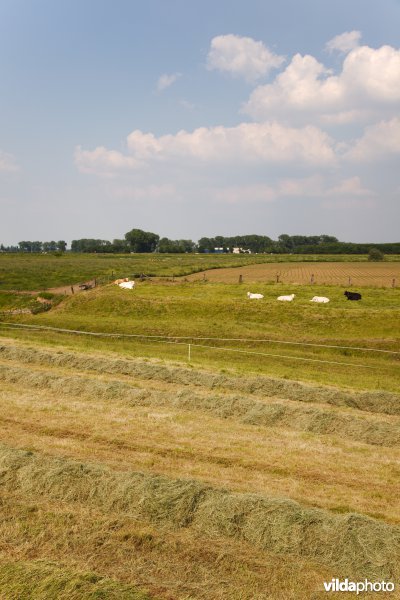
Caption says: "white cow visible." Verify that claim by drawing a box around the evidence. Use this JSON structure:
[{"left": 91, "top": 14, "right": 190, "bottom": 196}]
[
  {"left": 247, "top": 292, "right": 264, "bottom": 299},
  {"left": 119, "top": 280, "right": 135, "bottom": 290},
  {"left": 310, "top": 296, "right": 330, "bottom": 303},
  {"left": 277, "top": 294, "right": 295, "bottom": 302}
]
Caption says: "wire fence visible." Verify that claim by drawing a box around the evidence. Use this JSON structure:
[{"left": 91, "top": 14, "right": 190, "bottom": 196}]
[{"left": 0, "top": 321, "right": 398, "bottom": 372}]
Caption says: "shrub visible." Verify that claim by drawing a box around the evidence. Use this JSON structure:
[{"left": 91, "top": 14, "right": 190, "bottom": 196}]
[{"left": 368, "top": 248, "right": 384, "bottom": 261}]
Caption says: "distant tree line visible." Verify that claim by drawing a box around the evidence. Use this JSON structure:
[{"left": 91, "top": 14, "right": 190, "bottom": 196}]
[
  {"left": 0, "top": 240, "right": 67, "bottom": 253},
  {"left": 1, "top": 230, "right": 400, "bottom": 255}
]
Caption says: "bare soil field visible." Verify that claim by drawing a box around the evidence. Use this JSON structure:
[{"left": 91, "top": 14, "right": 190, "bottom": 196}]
[{"left": 186, "top": 261, "right": 400, "bottom": 287}]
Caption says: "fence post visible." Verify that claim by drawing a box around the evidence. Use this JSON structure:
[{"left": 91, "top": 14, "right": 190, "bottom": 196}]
[
  {"left": 188, "top": 344, "right": 191, "bottom": 362},
  {"left": 392, "top": 278, "right": 396, "bottom": 288}
]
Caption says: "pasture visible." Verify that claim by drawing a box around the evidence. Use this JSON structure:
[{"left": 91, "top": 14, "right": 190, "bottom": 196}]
[
  {"left": 1, "top": 251, "right": 399, "bottom": 291},
  {"left": 0, "top": 255, "right": 399, "bottom": 598}
]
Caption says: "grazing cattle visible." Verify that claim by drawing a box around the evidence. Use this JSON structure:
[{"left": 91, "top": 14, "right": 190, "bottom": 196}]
[
  {"left": 344, "top": 291, "right": 362, "bottom": 301},
  {"left": 310, "top": 296, "right": 330, "bottom": 303},
  {"left": 247, "top": 292, "right": 264, "bottom": 299},
  {"left": 277, "top": 294, "right": 295, "bottom": 302},
  {"left": 119, "top": 280, "right": 135, "bottom": 290}
]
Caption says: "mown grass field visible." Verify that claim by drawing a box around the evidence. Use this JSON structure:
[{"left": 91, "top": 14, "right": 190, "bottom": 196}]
[
  {"left": 0, "top": 255, "right": 399, "bottom": 598},
  {"left": 188, "top": 261, "right": 400, "bottom": 287},
  {"left": 0, "top": 338, "right": 399, "bottom": 599}
]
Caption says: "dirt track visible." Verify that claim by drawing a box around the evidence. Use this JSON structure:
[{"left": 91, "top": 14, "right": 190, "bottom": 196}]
[{"left": 0, "top": 279, "right": 98, "bottom": 296}]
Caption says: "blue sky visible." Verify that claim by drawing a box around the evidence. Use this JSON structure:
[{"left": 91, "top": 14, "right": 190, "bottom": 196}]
[{"left": 1, "top": 0, "right": 399, "bottom": 245}]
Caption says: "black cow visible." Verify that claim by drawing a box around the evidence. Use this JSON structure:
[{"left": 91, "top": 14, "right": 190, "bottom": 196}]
[{"left": 344, "top": 290, "right": 362, "bottom": 301}]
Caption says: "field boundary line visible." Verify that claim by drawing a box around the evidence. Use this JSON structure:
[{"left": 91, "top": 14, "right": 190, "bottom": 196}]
[
  {"left": 0, "top": 322, "right": 398, "bottom": 355},
  {"left": 183, "top": 342, "right": 380, "bottom": 369},
  {"left": 0, "top": 322, "right": 393, "bottom": 369}
]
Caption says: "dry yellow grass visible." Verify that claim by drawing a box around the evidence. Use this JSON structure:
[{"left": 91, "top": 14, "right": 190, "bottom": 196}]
[
  {"left": 0, "top": 493, "right": 350, "bottom": 600},
  {"left": 1, "top": 339, "right": 399, "bottom": 598},
  {"left": 0, "top": 379, "right": 399, "bottom": 524},
  {"left": 185, "top": 261, "right": 400, "bottom": 287}
]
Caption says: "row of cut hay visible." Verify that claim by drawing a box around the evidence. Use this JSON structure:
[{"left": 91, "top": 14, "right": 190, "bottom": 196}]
[
  {"left": 176, "top": 389, "right": 400, "bottom": 447},
  {"left": 1, "top": 362, "right": 399, "bottom": 448},
  {"left": 1, "top": 494, "right": 341, "bottom": 600},
  {"left": 1, "top": 342, "right": 398, "bottom": 416},
  {"left": 0, "top": 559, "right": 152, "bottom": 600},
  {"left": 1, "top": 445, "right": 399, "bottom": 581}
]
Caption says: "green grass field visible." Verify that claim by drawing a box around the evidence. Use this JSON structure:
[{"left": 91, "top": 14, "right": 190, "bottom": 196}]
[
  {"left": 2, "top": 279, "right": 399, "bottom": 392},
  {"left": 0, "top": 254, "right": 399, "bottom": 598},
  {"left": 1, "top": 252, "right": 399, "bottom": 290}
]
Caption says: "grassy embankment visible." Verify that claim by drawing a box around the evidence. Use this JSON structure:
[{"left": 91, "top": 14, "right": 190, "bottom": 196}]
[{"left": 2, "top": 280, "right": 399, "bottom": 392}]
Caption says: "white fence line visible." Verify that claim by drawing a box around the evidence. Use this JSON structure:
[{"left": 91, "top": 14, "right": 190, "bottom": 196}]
[
  {"left": 0, "top": 321, "right": 398, "bottom": 354},
  {"left": 0, "top": 322, "right": 395, "bottom": 370}
]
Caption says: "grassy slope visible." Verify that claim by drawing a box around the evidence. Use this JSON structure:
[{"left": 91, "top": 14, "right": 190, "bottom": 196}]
[{"left": 3, "top": 281, "right": 399, "bottom": 392}]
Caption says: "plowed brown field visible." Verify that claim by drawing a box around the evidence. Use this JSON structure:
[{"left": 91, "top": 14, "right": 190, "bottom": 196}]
[{"left": 186, "top": 261, "right": 400, "bottom": 287}]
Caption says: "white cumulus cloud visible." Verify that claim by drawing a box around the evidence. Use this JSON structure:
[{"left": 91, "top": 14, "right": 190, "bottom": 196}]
[
  {"left": 76, "top": 121, "right": 336, "bottom": 176},
  {"left": 157, "top": 72, "right": 182, "bottom": 92},
  {"left": 74, "top": 145, "right": 143, "bottom": 177},
  {"left": 325, "top": 176, "right": 374, "bottom": 197},
  {"left": 207, "top": 34, "right": 285, "bottom": 82},
  {"left": 244, "top": 43, "right": 400, "bottom": 124},
  {"left": 325, "top": 30, "right": 362, "bottom": 54},
  {"left": 345, "top": 118, "right": 400, "bottom": 161}
]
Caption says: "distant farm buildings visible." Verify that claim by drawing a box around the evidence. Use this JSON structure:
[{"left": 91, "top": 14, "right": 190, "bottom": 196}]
[
  {"left": 203, "top": 247, "right": 252, "bottom": 254},
  {"left": 232, "top": 247, "right": 252, "bottom": 254}
]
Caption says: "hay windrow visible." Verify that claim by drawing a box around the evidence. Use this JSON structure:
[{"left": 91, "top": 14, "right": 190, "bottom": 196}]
[
  {"left": 0, "top": 360, "right": 399, "bottom": 448},
  {"left": 0, "top": 559, "right": 153, "bottom": 599},
  {"left": 1, "top": 361, "right": 399, "bottom": 448},
  {"left": 0, "top": 445, "right": 399, "bottom": 581},
  {"left": 1, "top": 342, "right": 398, "bottom": 416}
]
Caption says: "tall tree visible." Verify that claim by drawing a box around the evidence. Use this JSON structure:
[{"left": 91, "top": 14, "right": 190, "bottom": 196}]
[
  {"left": 56, "top": 240, "right": 67, "bottom": 252},
  {"left": 124, "top": 229, "right": 159, "bottom": 253}
]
